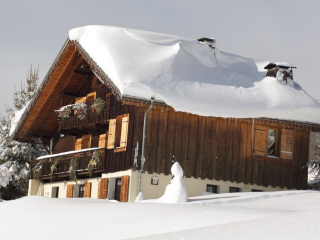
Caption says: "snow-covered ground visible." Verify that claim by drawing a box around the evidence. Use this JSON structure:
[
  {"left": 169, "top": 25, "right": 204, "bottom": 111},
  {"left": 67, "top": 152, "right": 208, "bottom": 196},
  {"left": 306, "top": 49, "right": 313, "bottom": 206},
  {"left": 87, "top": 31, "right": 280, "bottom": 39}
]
[{"left": 1, "top": 191, "right": 320, "bottom": 240}]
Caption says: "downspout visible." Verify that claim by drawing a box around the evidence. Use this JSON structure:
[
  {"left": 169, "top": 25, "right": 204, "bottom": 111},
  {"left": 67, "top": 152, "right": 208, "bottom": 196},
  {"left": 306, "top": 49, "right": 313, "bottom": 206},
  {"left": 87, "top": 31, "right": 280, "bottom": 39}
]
[
  {"left": 138, "top": 97, "right": 154, "bottom": 193},
  {"left": 252, "top": 118, "right": 255, "bottom": 156}
]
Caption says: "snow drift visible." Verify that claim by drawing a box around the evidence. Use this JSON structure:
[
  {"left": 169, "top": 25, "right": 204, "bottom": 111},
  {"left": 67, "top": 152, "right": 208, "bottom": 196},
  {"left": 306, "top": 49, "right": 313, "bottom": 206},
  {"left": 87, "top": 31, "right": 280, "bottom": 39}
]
[
  {"left": 1, "top": 191, "right": 320, "bottom": 239},
  {"left": 69, "top": 25, "right": 320, "bottom": 124}
]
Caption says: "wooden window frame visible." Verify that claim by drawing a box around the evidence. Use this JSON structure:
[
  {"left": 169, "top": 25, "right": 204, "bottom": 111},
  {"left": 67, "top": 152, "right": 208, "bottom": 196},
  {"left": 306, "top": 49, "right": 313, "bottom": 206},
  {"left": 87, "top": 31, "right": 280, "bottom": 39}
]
[
  {"left": 251, "top": 189, "right": 264, "bottom": 192},
  {"left": 52, "top": 187, "right": 59, "bottom": 198},
  {"left": 151, "top": 177, "right": 159, "bottom": 185},
  {"left": 79, "top": 184, "right": 85, "bottom": 198},
  {"left": 113, "top": 114, "right": 129, "bottom": 153},
  {"left": 253, "top": 125, "right": 281, "bottom": 159},
  {"left": 82, "top": 134, "right": 92, "bottom": 149},
  {"left": 253, "top": 125, "right": 294, "bottom": 161},
  {"left": 229, "top": 187, "right": 240, "bottom": 193},
  {"left": 206, "top": 184, "right": 218, "bottom": 193},
  {"left": 267, "top": 128, "right": 279, "bottom": 157}
]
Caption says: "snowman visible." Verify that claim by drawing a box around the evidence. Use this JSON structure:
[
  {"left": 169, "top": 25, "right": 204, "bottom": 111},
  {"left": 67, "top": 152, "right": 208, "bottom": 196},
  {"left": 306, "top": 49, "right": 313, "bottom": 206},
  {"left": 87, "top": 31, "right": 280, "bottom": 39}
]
[{"left": 160, "top": 162, "right": 187, "bottom": 203}]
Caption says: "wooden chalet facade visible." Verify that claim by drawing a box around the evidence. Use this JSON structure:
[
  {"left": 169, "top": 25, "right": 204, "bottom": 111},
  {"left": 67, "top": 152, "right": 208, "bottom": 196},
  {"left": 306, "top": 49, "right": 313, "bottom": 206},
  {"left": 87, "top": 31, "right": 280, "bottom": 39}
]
[{"left": 12, "top": 38, "right": 319, "bottom": 202}]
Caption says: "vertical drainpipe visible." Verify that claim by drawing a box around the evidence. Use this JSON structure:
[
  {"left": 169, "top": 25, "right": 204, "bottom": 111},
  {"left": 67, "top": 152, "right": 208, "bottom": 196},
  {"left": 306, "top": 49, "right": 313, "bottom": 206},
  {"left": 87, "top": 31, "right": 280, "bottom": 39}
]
[
  {"left": 252, "top": 118, "right": 255, "bottom": 156},
  {"left": 138, "top": 97, "right": 154, "bottom": 194}
]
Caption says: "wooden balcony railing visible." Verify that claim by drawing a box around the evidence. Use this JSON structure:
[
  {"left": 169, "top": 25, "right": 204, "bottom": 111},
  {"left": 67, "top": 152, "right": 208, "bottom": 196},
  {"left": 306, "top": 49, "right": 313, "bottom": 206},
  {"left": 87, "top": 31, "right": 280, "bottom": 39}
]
[
  {"left": 58, "top": 106, "right": 109, "bottom": 132},
  {"left": 30, "top": 148, "right": 106, "bottom": 181}
]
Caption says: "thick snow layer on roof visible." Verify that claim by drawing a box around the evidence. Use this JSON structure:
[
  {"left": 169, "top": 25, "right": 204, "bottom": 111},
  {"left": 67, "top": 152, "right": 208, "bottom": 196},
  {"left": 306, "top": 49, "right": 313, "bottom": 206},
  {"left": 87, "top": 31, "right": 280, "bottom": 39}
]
[
  {"left": 69, "top": 25, "right": 320, "bottom": 124},
  {"left": 1, "top": 191, "right": 320, "bottom": 239}
]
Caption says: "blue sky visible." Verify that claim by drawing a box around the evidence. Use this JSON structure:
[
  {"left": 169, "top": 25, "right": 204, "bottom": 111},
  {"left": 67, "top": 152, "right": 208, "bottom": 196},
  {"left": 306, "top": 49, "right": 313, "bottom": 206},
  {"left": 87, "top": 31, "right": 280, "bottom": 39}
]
[{"left": 1, "top": 0, "right": 319, "bottom": 115}]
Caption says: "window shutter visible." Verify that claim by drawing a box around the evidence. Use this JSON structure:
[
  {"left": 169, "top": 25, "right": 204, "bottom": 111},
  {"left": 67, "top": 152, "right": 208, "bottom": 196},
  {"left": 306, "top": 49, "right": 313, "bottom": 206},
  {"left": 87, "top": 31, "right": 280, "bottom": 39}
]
[
  {"left": 120, "top": 116, "right": 129, "bottom": 148},
  {"left": 107, "top": 119, "right": 116, "bottom": 149},
  {"left": 75, "top": 138, "right": 82, "bottom": 151},
  {"left": 253, "top": 126, "right": 268, "bottom": 156},
  {"left": 120, "top": 175, "right": 130, "bottom": 202},
  {"left": 97, "top": 178, "right": 108, "bottom": 199},
  {"left": 75, "top": 96, "right": 87, "bottom": 104},
  {"left": 82, "top": 134, "right": 92, "bottom": 149},
  {"left": 66, "top": 185, "right": 74, "bottom": 198},
  {"left": 280, "top": 129, "right": 294, "bottom": 160},
  {"left": 86, "top": 92, "right": 97, "bottom": 102},
  {"left": 98, "top": 134, "right": 107, "bottom": 148},
  {"left": 84, "top": 182, "right": 92, "bottom": 198}
]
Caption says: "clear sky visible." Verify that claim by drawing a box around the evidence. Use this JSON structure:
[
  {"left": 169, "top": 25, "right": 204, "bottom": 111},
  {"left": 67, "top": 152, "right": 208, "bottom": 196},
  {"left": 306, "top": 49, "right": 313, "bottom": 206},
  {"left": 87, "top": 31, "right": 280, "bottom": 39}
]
[{"left": 1, "top": 0, "right": 319, "bottom": 116}]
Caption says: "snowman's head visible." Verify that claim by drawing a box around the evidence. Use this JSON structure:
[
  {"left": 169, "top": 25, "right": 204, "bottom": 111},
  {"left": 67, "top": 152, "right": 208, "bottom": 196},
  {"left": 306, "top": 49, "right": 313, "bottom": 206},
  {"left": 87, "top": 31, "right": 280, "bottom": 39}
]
[{"left": 171, "top": 162, "right": 183, "bottom": 178}]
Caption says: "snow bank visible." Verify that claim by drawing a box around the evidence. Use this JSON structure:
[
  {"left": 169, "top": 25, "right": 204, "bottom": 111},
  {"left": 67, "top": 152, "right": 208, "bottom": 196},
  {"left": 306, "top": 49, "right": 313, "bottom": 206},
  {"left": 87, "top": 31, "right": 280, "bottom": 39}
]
[
  {"left": 1, "top": 191, "right": 320, "bottom": 239},
  {"left": 69, "top": 25, "right": 320, "bottom": 124}
]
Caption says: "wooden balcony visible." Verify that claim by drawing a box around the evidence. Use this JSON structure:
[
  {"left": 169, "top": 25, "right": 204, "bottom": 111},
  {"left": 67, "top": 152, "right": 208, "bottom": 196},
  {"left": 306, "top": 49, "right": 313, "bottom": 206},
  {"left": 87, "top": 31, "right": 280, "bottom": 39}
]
[
  {"left": 30, "top": 148, "right": 106, "bottom": 181},
  {"left": 58, "top": 106, "right": 109, "bottom": 133}
]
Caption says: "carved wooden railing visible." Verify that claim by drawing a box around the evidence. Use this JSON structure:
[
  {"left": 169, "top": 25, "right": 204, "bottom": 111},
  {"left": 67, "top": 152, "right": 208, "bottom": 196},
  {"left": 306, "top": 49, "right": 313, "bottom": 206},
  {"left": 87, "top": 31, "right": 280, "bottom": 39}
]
[{"left": 30, "top": 148, "right": 106, "bottom": 180}]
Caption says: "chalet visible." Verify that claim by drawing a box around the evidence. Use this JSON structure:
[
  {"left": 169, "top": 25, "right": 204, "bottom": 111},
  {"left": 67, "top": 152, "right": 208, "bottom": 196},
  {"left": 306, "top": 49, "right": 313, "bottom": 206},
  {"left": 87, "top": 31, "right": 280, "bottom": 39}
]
[{"left": 11, "top": 25, "right": 320, "bottom": 202}]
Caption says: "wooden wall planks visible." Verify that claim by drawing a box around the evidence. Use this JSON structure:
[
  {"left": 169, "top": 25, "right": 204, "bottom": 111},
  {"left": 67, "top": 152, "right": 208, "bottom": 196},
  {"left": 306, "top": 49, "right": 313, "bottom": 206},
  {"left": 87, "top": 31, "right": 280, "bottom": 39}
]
[{"left": 138, "top": 108, "right": 309, "bottom": 190}]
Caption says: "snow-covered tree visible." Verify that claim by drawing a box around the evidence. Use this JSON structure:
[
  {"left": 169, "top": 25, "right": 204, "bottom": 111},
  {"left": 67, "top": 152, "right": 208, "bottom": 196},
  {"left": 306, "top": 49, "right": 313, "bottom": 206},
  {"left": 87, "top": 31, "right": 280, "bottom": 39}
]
[
  {"left": 308, "top": 132, "right": 320, "bottom": 189},
  {"left": 0, "top": 66, "right": 44, "bottom": 199}
]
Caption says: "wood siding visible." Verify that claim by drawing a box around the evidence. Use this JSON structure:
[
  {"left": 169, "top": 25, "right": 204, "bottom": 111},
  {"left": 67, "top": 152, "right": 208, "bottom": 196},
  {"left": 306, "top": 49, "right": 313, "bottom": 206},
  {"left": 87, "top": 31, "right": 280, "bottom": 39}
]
[
  {"left": 135, "top": 108, "right": 310, "bottom": 190},
  {"left": 51, "top": 93, "right": 137, "bottom": 177}
]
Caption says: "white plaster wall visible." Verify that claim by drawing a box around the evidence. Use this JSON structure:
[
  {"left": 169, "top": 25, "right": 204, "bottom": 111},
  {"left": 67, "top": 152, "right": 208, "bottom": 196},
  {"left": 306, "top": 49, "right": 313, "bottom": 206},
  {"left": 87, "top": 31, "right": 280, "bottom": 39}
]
[
  {"left": 28, "top": 179, "right": 42, "bottom": 196},
  {"left": 137, "top": 171, "right": 287, "bottom": 200},
  {"left": 40, "top": 169, "right": 288, "bottom": 202},
  {"left": 43, "top": 177, "right": 100, "bottom": 199}
]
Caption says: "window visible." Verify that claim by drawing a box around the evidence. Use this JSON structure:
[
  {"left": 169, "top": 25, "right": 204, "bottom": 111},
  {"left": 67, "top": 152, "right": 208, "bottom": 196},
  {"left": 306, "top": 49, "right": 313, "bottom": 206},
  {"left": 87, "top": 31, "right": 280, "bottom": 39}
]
[
  {"left": 151, "top": 177, "right": 159, "bottom": 185},
  {"left": 267, "top": 129, "right": 276, "bottom": 156},
  {"left": 51, "top": 187, "right": 59, "bottom": 198},
  {"left": 254, "top": 126, "right": 294, "bottom": 160},
  {"left": 206, "top": 184, "right": 218, "bottom": 193},
  {"left": 108, "top": 114, "right": 130, "bottom": 152},
  {"left": 82, "top": 134, "right": 92, "bottom": 149},
  {"left": 229, "top": 187, "right": 240, "bottom": 193},
  {"left": 251, "top": 189, "right": 263, "bottom": 192},
  {"left": 79, "top": 185, "right": 85, "bottom": 198}
]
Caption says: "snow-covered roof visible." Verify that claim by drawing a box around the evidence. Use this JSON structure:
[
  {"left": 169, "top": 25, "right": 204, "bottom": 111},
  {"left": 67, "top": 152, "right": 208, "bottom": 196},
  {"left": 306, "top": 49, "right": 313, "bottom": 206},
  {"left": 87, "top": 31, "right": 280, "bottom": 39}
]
[{"left": 69, "top": 25, "right": 320, "bottom": 125}]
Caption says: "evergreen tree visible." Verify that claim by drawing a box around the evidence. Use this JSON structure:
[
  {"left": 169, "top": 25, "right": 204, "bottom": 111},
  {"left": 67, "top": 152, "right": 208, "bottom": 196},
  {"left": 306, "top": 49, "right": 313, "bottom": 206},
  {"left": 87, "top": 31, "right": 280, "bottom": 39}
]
[
  {"left": 0, "top": 66, "right": 44, "bottom": 200},
  {"left": 308, "top": 132, "right": 320, "bottom": 189}
]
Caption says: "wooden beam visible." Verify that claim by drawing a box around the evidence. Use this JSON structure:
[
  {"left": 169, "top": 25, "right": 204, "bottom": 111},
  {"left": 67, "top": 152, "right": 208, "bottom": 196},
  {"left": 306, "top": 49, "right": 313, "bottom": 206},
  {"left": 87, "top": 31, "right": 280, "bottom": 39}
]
[{"left": 23, "top": 50, "right": 83, "bottom": 140}]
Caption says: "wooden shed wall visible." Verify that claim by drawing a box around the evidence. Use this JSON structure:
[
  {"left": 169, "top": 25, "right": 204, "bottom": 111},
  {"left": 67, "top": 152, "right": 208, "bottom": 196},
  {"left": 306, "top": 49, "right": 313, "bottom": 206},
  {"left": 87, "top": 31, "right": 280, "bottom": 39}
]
[{"left": 135, "top": 108, "right": 309, "bottom": 190}]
